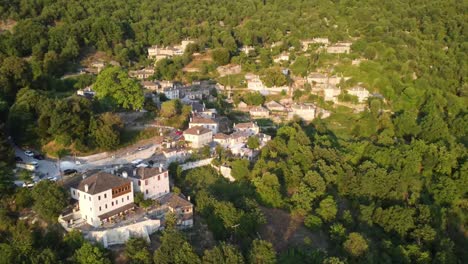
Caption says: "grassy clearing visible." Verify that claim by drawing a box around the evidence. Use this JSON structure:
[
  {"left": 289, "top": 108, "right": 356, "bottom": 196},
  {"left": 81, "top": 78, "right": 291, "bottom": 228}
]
[
  {"left": 120, "top": 128, "right": 161, "bottom": 146},
  {"left": 217, "top": 73, "right": 246, "bottom": 88},
  {"left": 322, "top": 106, "right": 359, "bottom": 140}
]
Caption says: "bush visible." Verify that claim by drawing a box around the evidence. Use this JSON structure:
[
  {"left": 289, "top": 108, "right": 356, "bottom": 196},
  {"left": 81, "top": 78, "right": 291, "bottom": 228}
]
[
  {"left": 15, "top": 188, "right": 33, "bottom": 210},
  {"left": 304, "top": 215, "right": 323, "bottom": 231}
]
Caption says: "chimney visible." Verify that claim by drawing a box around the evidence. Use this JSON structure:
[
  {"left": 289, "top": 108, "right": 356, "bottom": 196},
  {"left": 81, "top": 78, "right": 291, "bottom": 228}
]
[
  {"left": 159, "top": 167, "right": 162, "bottom": 173},
  {"left": 187, "top": 196, "right": 190, "bottom": 201},
  {"left": 84, "top": 184, "right": 89, "bottom": 192},
  {"left": 122, "top": 171, "right": 128, "bottom": 178},
  {"left": 133, "top": 169, "right": 137, "bottom": 177}
]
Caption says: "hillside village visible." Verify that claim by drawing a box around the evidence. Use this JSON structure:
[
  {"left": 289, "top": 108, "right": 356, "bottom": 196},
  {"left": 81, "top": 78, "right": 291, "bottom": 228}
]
[
  {"left": 20, "top": 36, "right": 380, "bottom": 248},
  {"left": 1, "top": 1, "right": 466, "bottom": 263}
]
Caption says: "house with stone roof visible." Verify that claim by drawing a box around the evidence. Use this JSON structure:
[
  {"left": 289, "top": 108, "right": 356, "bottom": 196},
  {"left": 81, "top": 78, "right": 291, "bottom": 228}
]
[
  {"left": 129, "top": 68, "right": 155, "bottom": 80},
  {"left": 233, "top": 122, "right": 260, "bottom": 136},
  {"left": 347, "top": 86, "right": 370, "bottom": 103},
  {"left": 288, "top": 103, "right": 317, "bottom": 121},
  {"left": 265, "top": 100, "right": 286, "bottom": 112},
  {"left": 326, "top": 42, "right": 352, "bottom": 54},
  {"left": 156, "top": 193, "right": 193, "bottom": 228},
  {"left": 116, "top": 167, "right": 169, "bottom": 200},
  {"left": 183, "top": 126, "right": 212, "bottom": 148},
  {"left": 307, "top": 72, "right": 328, "bottom": 85},
  {"left": 189, "top": 116, "right": 219, "bottom": 134},
  {"left": 249, "top": 106, "right": 270, "bottom": 118},
  {"left": 323, "top": 85, "right": 342, "bottom": 102},
  {"left": 70, "top": 172, "right": 135, "bottom": 227}
]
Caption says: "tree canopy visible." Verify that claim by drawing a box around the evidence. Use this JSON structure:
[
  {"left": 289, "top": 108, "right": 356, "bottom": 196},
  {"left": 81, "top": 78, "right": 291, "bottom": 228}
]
[{"left": 93, "top": 66, "right": 144, "bottom": 110}]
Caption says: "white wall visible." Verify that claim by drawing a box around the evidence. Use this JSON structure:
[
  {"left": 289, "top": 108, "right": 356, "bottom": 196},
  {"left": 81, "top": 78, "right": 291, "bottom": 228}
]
[
  {"left": 185, "top": 132, "right": 212, "bottom": 148},
  {"left": 138, "top": 170, "right": 170, "bottom": 199},
  {"left": 77, "top": 182, "right": 134, "bottom": 227},
  {"left": 189, "top": 123, "right": 218, "bottom": 134}
]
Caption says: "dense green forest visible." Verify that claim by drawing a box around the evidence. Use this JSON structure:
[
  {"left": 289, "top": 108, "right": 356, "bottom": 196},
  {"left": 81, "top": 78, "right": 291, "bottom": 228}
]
[{"left": 0, "top": 0, "right": 466, "bottom": 263}]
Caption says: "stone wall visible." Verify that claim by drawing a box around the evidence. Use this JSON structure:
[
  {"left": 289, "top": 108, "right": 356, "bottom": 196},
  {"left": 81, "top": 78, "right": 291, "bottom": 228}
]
[
  {"left": 180, "top": 158, "right": 214, "bottom": 171},
  {"left": 85, "top": 218, "right": 161, "bottom": 248}
]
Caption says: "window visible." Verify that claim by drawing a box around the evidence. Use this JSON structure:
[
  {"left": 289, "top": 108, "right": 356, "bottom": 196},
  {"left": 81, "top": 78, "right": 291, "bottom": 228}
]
[
  {"left": 138, "top": 181, "right": 141, "bottom": 186},
  {"left": 127, "top": 195, "right": 129, "bottom": 201},
  {"left": 105, "top": 204, "right": 108, "bottom": 209},
  {"left": 158, "top": 175, "right": 160, "bottom": 181},
  {"left": 145, "top": 190, "right": 148, "bottom": 195},
  {"left": 72, "top": 190, "right": 75, "bottom": 196},
  {"left": 104, "top": 194, "right": 107, "bottom": 198},
  {"left": 122, "top": 198, "right": 124, "bottom": 203},
  {"left": 145, "top": 180, "right": 148, "bottom": 185},
  {"left": 90, "top": 207, "right": 92, "bottom": 212},
  {"left": 112, "top": 202, "right": 114, "bottom": 206},
  {"left": 98, "top": 195, "right": 101, "bottom": 200},
  {"left": 99, "top": 206, "right": 101, "bottom": 211},
  {"left": 89, "top": 197, "right": 91, "bottom": 201},
  {"left": 116, "top": 200, "right": 118, "bottom": 205}
]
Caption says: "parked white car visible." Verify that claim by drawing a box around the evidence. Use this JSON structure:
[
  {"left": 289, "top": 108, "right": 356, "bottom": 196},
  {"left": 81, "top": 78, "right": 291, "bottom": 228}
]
[
  {"left": 131, "top": 159, "right": 143, "bottom": 165},
  {"left": 24, "top": 150, "right": 34, "bottom": 157},
  {"left": 47, "top": 176, "right": 58, "bottom": 182},
  {"left": 136, "top": 163, "right": 149, "bottom": 168},
  {"left": 23, "top": 182, "right": 35, "bottom": 188}
]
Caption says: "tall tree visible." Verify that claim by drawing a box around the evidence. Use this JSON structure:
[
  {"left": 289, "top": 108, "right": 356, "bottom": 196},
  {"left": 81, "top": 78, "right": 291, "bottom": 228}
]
[
  {"left": 93, "top": 66, "right": 144, "bottom": 110},
  {"left": 31, "top": 181, "right": 68, "bottom": 222},
  {"left": 154, "top": 228, "right": 200, "bottom": 264},
  {"left": 249, "top": 239, "right": 276, "bottom": 264},
  {"left": 74, "top": 242, "right": 111, "bottom": 264},
  {"left": 202, "top": 243, "right": 244, "bottom": 264}
]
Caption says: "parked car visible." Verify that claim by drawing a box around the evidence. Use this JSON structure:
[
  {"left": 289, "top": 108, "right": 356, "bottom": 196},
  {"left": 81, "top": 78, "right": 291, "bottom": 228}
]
[
  {"left": 136, "top": 163, "right": 149, "bottom": 168},
  {"left": 131, "top": 159, "right": 143, "bottom": 165},
  {"left": 63, "top": 169, "right": 77, "bottom": 175},
  {"left": 29, "top": 161, "right": 39, "bottom": 167},
  {"left": 47, "top": 176, "right": 58, "bottom": 182},
  {"left": 137, "top": 145, "right": 150, "bottom": 151},
  {"left": 15, "top": 156, "right": 23, "bottom": 162},
  {"left": 23, "top": 182, "right": 35, "bottom": 188},
  {"left": 24, "top": 150, "right": 34, "bottom": 157},
  {"left": 33, "top": 154, "right": 45, "bottom": 160}
]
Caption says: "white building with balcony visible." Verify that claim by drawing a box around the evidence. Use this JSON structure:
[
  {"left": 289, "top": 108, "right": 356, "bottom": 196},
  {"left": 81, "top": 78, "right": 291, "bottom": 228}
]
[{"left": 70, "top": 172, "right": 135, "bottom": 227}]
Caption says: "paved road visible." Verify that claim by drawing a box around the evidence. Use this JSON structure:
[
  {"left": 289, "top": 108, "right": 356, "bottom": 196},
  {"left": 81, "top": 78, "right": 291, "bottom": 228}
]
[
  {"left": 13, "top": 137, "right": 168, "bottom": 186},
  {"left": 15, "top": 147, "right": 60, "bottom": 178}
]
